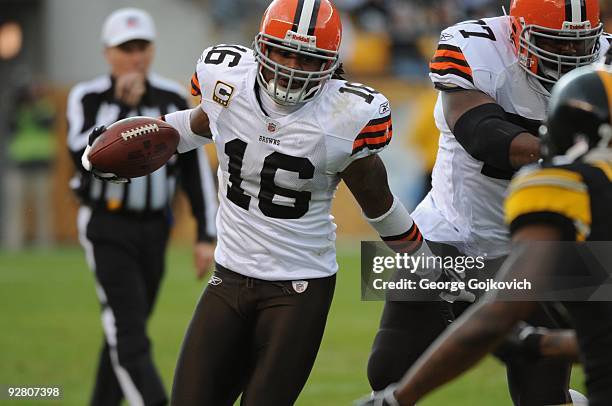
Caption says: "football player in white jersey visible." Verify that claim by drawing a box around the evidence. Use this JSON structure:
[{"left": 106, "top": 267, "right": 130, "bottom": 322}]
[
  {"left": 81, "top": 0, "right": 435, "bottom": 404},
  {"left": 366, "top": 0, "right": 610, "bottom": 404}
]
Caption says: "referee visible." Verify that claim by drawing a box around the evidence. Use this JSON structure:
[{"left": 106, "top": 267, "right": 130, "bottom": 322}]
[{"left": 66, "top": 8, "right": 217, "bottom": 406}]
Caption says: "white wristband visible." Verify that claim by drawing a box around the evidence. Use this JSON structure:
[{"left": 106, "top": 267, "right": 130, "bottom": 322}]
[
  {"left": 366, "top": 197, "right": 441, "bottom": 280},
  {"left": 165, "top": 108, "right": 211, "bottom": 153},
  {"left": 365, "top": 197, "right": 414, "bottom": 239},
  {"left": 383, "top": 384, "right": 401, "bottom": 406}
]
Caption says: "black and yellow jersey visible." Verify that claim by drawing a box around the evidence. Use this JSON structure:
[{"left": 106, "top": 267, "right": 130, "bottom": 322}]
[
  {"left": 505, "top": 157, "right": 612, "bottom": 406},
  {"left": 505, "top": 158, "right": 612, "bottom": 241}
]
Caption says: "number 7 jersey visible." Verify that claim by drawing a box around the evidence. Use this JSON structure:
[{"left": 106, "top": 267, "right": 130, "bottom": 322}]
[
  {"left": 190, "top": 45, "right": 393, "bottom": 280},
  {"left": 413, "top": 16, "right": 610, "bottom": 258}
]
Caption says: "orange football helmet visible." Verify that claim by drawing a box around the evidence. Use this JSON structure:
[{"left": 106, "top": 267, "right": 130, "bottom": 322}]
[
  {"left": 254, "top": 0, "right": 342, "bottom": 105},
  {"left": 510, "top": 0, "right": 603, "bottom": 86}
]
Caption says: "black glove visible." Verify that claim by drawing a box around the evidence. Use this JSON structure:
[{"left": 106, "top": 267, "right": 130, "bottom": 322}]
[
  {"left": 495, "top": 321, "right": 545, "bottom": 364},
  {"left": 81, "top": 126, "right": 130, "bottom": 184},
  {"left": 439, "top": 267, "right": 476, "bottom": 303},
  {"left": 354, "top": 385, "right": 401, "bottom": 406}
]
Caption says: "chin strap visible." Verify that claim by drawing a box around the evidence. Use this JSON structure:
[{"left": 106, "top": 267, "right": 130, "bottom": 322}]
[
  {"left": 266, "top": 78, "right": 321, "bottom": 105},
  {"left": 267, "top": 79, "right": 301, "bottom": 104},
  {"left": 564, "top": 137, "right": 590, "bottom": 162},
  {"left": 597, "top": 123, "right": 612, "bottom": 148}
]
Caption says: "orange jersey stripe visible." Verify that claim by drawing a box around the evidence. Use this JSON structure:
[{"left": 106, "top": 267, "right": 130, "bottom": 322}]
[
  {"left": 191, "top": 72, "right": 201, "bottom": 96},
  {"left": 360, "top": 121, "right": 391, "bottom": 135},
  {"left": 353, "top": 130, "right": 393, "bottom": 149},
  {"left": 191, "top": 72, "right": 200, "bottom": 89},
  {"left": 434, "top": 49, "right": 466, "bottom": 61},
  {"left": 429, "top": 61, "right": 472, "bottom": 76}
]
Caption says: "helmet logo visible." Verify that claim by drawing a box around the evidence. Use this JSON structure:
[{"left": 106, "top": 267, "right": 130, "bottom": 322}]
[
  {"left": 284, "top": 31, "right": 317, "bottom": 50},
  {"left": 563, "top": 21, "right": 591, "bottom": 30}
]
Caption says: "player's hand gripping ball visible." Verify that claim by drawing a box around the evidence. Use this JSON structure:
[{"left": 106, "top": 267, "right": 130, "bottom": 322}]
[{"left": 84, "top": 116, "right": 179, "bottom": 181}]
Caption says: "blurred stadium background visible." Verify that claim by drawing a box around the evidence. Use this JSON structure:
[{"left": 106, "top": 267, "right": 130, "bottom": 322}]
[{"left": 1, "top": 0, "right": 609, "bottom": 404}]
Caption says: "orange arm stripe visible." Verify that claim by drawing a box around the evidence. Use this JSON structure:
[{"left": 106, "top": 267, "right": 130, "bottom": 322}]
[
  {"left": 351, "top": 132, "right": 392, "bottom": 155},
  {"left": 353, "top": 129, "right": 393, "bottom": 149},
  {"left": 357, "top": 115, "right": 392, "bottom": 137},
  {"left": 352, "top": 114, "right": 393, "bottom": 155},
  {"left": 429, "top": 61, "right": 472, "bottom": 76},
  {"left": 191, "top": 72, "right": 200, "bottom": 88},
  {"left": 360, "top": 121, "right": 392, "bottom": 135},
  {"left": 430, "top": 44, "right": 474, "bottom": 83},
  {"left": 190, "top": 72, "right": 201, "bottom": 96},
  {"left": 432, "top": 55, "right": 469, "bottom": 68},
  {"left": 433, "top": 49, "right": 467, "bottom": 62}
]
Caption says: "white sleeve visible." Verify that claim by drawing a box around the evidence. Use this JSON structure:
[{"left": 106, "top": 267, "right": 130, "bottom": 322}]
[
  {"left": 429, "top": 20, "right": 500, "bottom": 97},
  {"left": 340, "top": 95, "right": 392, "bottom": 171},
  {"left": 164, "top": 108, "right": 213, "bottom": 153}
]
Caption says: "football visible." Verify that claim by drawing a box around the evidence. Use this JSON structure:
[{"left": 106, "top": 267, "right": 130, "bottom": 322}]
[{"left": 88, "top": 116, "right": 179, "bottom": 178}]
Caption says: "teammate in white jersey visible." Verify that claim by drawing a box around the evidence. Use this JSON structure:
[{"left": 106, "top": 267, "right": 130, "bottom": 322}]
[
  {"left": 81, "top": 0, "right": 431, "bottom": 404},
  {"left": 367, "top": 0, "right": 609, "bottom": 404},
  {"left": 417, "top": 2, "right": 609, "bottom": 259}
]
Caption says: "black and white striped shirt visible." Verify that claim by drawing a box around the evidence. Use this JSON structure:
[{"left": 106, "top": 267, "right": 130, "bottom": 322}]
[{"left": 67, "top": 73, "right": 217, "bottom": 241}]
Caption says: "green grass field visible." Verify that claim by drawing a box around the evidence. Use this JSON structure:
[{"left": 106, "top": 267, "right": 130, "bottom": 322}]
[{"left": 0, "top": 245, "right": 585, "bottom": 405}]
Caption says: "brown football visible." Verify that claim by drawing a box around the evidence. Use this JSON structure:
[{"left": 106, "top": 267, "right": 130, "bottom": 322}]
[{"left": 88, "top": 116, "right": 179, "bottom": 178}]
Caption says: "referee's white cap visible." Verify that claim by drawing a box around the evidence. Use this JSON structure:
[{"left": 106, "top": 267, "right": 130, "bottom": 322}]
[{"left": 101, "top": 8, "right": 155, "bottom": 47}]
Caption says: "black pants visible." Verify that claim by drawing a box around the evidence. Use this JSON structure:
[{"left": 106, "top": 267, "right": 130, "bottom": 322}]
[
  {"left": 171, "top": 264, "right": 336, "bottom": 406},
  {"left": 367, "top": 243, "right": 571, "bottom": 406},
  {"left": 78, "top": 207, "right": 169, "bottom": 406}
]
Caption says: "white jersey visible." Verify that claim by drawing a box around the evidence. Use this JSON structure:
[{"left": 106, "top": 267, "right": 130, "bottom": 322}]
[
  {"left": 190, "top": 44, "right": 392, "bottom": 280},
  {"left": 412, "top": 16, "right": 610, "bottom": 258}
]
